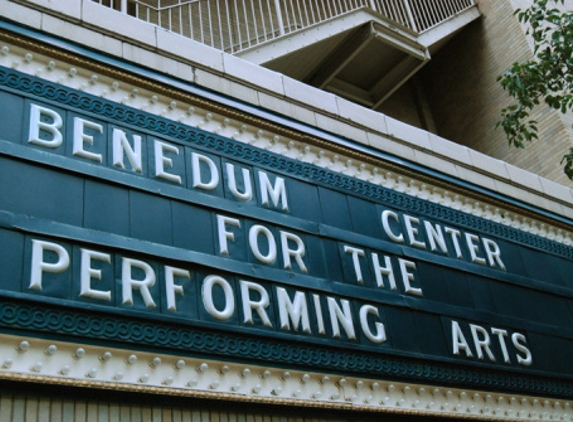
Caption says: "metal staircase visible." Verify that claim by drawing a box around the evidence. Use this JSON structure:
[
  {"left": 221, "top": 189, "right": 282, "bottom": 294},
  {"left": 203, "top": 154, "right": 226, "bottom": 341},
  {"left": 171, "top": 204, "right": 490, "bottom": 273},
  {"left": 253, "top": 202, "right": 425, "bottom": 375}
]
[{"left": 93, "top": 0, "right": 480, "bottom": 109}]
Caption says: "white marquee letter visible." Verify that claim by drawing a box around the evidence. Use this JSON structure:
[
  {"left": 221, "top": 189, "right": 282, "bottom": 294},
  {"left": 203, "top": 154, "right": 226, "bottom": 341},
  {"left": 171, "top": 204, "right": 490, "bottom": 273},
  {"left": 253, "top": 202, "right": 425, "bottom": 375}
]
[
  {"left": 276, "top": 287, "right": 310, "bottom": 333},
  {"left": 451, "top": 320, "right": 473, "bottom": 357},
  {"left": 249, "top": 224, "right": 277, "bottom": 265},
  {"left": 80, "top": 248, "right": 111, "bottom": 301},
  {"left": 359, "top": 304, "right": 386, "bottom": 343},
  {"left": 73, "top": 117, "right": 103, "bottom": 162},
  {"left": 466, "top": 233, "right": 486, "bottom": 265},
  {"left": 398, "top": 258, "right": 422, "bottom": 297},
  {"left": 217, "top": 215, "right": 241, "bottom": 255},
  {"left": 512, "top": 332, "right": 533, "bottom": 366},
  {"left": 327, "top": 297, "right": 355, "bottom": 340},
  {"left": 28, "top": 104, "right": 63, "bottom": 148},
  {"left": 29, "top": 240, "right": 70, "bottom": 291},
  {"left": 112, "top": 128, "right": 142, "bottom": 173},
  {"left": 381, "top": 210, "right": 404, "bottom": 243},
  {"left": 202, "top": 275, "right": 235, "bottom": 320},
  {"left": 483, "top": 237, "right": 506, "bottom": 270},
  {"left": 240, "top": 280, "right": 272, "bottom": 327},
  {"left": 154, "top": 140, "right": 182, "bottom": 184},
  {"left": 122, "top": 258, "right": 156, "bottom": 309},
  {"left": 226, "top": 163, "right": 253, "bottom": 201},
  {"left": 280, "top": 231, "right": 308, "bottom": 273},
  {"left": 192, "top": 152, "right": 219, "bottom": 190},
  {"left": 165, "top": 266, "right": 190, "bottom": 312},
  {"left": 258, "top": 172, "right": 288, "bottom": 211},
  {"left": 344, "top": 245, "right": 365, "bottom": 284},
  {"left": 372, "top": 253, "right": 397, "bottom": 290},
  {"left": 470, "top": 323, "right": 496, "bottom": 361}
]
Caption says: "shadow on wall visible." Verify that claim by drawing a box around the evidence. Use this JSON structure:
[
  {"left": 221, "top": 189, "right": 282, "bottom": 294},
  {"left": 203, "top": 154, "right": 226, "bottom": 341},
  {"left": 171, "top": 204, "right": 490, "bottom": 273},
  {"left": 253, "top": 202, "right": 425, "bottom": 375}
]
[{"left": 420, "top": 18, "right": 496, "bottom": 153}]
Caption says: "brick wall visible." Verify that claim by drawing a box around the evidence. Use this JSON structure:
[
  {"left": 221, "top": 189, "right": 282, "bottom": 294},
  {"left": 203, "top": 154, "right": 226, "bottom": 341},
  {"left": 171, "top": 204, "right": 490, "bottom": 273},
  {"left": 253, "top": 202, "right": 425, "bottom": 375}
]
[{"left": 422, "top": 0, "right": 573, "bottom": 186}]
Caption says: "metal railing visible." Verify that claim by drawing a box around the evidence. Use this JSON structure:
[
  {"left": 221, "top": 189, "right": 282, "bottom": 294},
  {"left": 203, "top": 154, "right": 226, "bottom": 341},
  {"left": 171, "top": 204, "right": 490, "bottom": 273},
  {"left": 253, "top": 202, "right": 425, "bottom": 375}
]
[{"left": 93, "top": 0, "right": 475, "bottom": 53}]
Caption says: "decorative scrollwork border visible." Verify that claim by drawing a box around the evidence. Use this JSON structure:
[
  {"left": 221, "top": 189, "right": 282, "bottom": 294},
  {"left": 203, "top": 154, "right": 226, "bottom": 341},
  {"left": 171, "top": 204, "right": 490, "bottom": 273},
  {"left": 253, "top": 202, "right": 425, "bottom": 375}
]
[{"left": 0, "top": 298, "right": 571, "bottom": 399}]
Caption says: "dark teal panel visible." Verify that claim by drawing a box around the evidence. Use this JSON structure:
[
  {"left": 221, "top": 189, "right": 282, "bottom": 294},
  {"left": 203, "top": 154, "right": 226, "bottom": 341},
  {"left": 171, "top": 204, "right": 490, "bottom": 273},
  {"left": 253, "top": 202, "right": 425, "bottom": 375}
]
[
  {"left": 286, "top": 178, "right": 321, "bottom": 221},
  {"left": 417, "top": 262, "right": 474, "bottom": 309},
  {"left": 0, "top": 89, "right": 24, "bottom": 144},
  {"left": 0, "top": 157, "right": 84, "bottom": 226},
  {"left": 0, "top": 228, "right": 24, "bottom": 293},
  {"left": 84, "top": 179, "right": 129, "bottom": 236},
  {"left": 171, "top": 200, "right": 214, "bottom": 254},
  {"left": 318, "top": 187, "right": 351, "bottom": 230},
  {"left": 129, "top": 191, "right": 173, "bottom": 245}
]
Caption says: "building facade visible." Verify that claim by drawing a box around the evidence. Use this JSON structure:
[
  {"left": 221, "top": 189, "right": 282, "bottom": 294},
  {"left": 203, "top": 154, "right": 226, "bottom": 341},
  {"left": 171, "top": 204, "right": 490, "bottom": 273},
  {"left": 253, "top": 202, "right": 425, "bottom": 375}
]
[{"left": 1, "top": 0, "right": 573, "bottom": 420}]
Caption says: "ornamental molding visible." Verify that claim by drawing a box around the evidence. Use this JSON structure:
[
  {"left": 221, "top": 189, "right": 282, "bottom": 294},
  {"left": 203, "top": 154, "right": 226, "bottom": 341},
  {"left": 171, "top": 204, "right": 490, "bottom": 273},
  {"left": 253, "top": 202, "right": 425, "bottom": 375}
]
[
  {"left": 0, "top": 332, "right": 570, "bottom": 421},
  {"left": 0, "top": 298, "right": 571, "bottom": 400}
]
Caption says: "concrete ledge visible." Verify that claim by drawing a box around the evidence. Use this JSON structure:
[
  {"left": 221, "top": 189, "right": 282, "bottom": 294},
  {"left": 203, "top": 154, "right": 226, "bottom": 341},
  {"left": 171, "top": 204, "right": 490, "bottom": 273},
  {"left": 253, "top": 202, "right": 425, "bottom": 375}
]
[
  {"left": 414, "top": 149, "right": 458, "bottom": 178},
  {"left": 122, "top": 42, "right": 194, "bottom": 82},
  {"left": 81, "top": 0, "right": 157, "bottom": 47},
  {"left": 385, "top": 116, "right": 432, "bottom": 150},
  {"left": 42, "top": 13, "right": 123, "bottom": 57},
  {"left": 315, "top": 114, "right": 369, "bottom": 147},
  {"left": 2, "top": 1, "right": 42, "bottom": 30},
  {"left": 469, "top": 150, "right": 511, "bottom": 180},
  {"left": 195, "top": 68, "right": 259, "bottom": 106},
  {"left": 222, "top": 54, "right": 284, "bottom": 96},
  {"left": 336, "top": 97, "right": 388, "bottom": 134},
  {"left": 26, "top": 0, "right": 80, "bottom": 20},
  {"left": 429, "top": 134, "right": 473, "bottom": 166},
  {"left": 157, "top": 28, "right": 224, "bottom": 73},
  {"left": 282, "top": 76, "right": 339, "bottom": 116},
  {"left": 367, "top": 133, "right": 417, "bottom": 163}
]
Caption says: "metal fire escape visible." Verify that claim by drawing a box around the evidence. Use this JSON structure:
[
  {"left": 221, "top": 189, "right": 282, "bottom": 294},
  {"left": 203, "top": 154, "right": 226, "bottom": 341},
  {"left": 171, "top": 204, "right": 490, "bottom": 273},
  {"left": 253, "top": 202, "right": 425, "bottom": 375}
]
[{"left": 93, "top": 0, "right": 480, "bottom": 109}]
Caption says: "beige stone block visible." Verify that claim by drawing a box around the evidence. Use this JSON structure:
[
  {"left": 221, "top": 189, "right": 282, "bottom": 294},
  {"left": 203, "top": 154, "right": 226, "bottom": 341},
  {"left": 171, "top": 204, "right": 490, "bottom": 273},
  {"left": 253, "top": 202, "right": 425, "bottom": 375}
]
[
  {"left": 28, "top": 0, "right": 80, "bottom": 19},
  {"left": 194, "top": 69, "right": 258, "bottom": 106},
  {"left": 413, "top": 150, "right": 458, "bottom": 177},
  {"left": 1, "top": 1, "right": 42, "bottom": 29},
  {"left": 82, "top": 0, "right": 156, "bottom": 47},
  {"left": 454, "top": 165, "right": 498, "bottom": 191},
  {"left": 122, "top": 43, "right": 193, "bottom": 82},
  {"left": 539, "top": 177, "right": 573, "bottom": 206},
  {"left": 560, "top": 203, "right": 573, "bottom": 220},
  {"left": 429, "top": 134, "right": 472, "bottom": 166},
  {"left": 315, "top": 114, "right": 368, "bottom": 146},
  {"left": 493, "top": 179, "right": 533, "bottom": 205},
  {"left": 526, "top": 192, "right": 565, "bottom": 216},
  {"left": 469, "top": 150, "right": 510, "bottom": 180},
  {"left": 257, "top": 92, "right": 293, "bottom": 120},
  {"left": 385, "top": 116, "right": 431, "bottom": 150},
  {"left": 504, "top": 163, "right": 543, "bottom": 194},
  {"left": 156, "top": 29, "right": 223, "bottom": 72},
  {"left": 222, "top": 55, "right": 284, "bottom": 96},
  {"left": 42, "top": 14, "right": 122, "bottom": 57},
  {"left": 367, "top": 133, "right": 416, "bottom": 162},
  {"left": 282, "top": 77, "right": 338, "bottom": 116},
  {"left": 335, "top": 97, "right": 388, "bottom": 134},
  {"left": 289, "top": 103, "right": 317, "bottom": 127}
]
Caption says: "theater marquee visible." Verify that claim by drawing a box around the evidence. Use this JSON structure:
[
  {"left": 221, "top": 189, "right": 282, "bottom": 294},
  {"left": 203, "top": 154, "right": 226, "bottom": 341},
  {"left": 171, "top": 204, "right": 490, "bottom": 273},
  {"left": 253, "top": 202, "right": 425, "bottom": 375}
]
[{"left": 1, "top": 64, "right": 573, "bottom": 398}]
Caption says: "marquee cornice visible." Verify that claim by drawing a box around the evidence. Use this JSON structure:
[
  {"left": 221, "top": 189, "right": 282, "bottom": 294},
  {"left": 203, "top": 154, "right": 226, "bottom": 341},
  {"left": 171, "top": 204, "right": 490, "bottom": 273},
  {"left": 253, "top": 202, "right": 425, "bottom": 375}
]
[{"left": 0, "top": 332, "right": 569, "bottom": 421}]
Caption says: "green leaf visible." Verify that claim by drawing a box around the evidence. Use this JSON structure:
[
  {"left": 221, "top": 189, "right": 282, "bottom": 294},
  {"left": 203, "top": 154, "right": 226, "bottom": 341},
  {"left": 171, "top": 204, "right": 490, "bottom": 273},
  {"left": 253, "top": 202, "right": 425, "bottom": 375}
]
[{"left": 497, "top": 0, "right": 573, "bottom": 179}]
